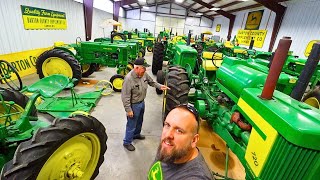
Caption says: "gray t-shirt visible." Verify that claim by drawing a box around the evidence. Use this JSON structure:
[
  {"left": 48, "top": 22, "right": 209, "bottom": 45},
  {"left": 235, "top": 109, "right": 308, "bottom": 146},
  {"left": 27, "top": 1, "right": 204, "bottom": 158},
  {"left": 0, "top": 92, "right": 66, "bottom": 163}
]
[{"left": 148, "top": 151, "right": 214, "bottom": 180}]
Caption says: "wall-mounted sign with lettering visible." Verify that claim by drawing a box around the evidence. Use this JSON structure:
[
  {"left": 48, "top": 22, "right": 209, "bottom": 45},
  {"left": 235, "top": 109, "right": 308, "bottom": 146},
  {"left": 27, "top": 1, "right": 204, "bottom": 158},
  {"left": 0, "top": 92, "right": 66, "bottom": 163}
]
[{"left": 21, "top": 5, "right": 67, "bottom": 30}]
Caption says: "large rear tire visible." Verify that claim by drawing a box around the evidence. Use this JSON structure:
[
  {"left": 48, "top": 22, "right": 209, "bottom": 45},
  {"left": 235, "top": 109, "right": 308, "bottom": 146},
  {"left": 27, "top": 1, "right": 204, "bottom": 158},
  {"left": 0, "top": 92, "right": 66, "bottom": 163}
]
[
  {"left": 0, "top": 88, "right": 36, "bottom": 123},
  {"left": 152, "top": 42, "right": 164, "bottom": 75},
  {"left": 156, "top": 70, "right": 165, "bottom": 95},
  {"left": 82, "top": 63, "right": 98, "bottom": 77},
  {"left": 162, "top": 67, "right": 190, "bottom": 120},
  {"left": 1, "top": 115, "right": 107, "bottom": 180},
  {"left": 302, "top": 86, "right": 320, "bottom": 109},
  {"left": 0, "top": 60, "right": 23, "bottom": 91},
  {"left": 36, "top": 49, "right": 82, "bottom": 85}
]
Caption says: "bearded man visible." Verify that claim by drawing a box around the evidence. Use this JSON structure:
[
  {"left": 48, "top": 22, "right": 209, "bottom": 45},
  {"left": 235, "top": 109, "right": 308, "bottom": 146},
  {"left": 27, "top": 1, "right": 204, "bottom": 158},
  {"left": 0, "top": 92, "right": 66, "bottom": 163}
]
[{"left": 148, "top": 104, "right": 214, "bottom": 180}]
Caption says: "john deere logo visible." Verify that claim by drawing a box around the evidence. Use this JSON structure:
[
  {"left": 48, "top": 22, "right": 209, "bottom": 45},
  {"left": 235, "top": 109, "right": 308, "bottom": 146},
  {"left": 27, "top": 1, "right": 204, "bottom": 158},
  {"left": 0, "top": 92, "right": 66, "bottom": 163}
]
[
  {"left": 245, "top": 10, "right": 264, "bottom": 30},
  {"left": 148, "top": 161, "right": 163, "bottom": 180}
]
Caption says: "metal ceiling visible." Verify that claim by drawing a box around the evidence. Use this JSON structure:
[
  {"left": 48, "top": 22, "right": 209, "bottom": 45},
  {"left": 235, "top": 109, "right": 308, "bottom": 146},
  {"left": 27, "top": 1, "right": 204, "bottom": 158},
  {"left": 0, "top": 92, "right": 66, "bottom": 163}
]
[{"left": 116, "top": 0, "right": 288, "bottom": 20}]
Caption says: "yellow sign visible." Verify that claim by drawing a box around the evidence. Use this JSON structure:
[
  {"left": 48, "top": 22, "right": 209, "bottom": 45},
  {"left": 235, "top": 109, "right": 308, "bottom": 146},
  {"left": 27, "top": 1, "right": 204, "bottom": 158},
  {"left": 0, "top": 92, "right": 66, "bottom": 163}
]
[
  {"left": 245, "top": 10, "right": 264, "bottom": 30},
  {"left": 238, "top": 98, "right": 278, "bottom": 177},
  {"left": 21, "top": 5, "right": 67, "bottom": 30},
  {"left": 216, "top": 24, "right": 221, "bottom": 32},
  {"left": 0, "top": 48, "right": 50, "bottom": 80},
  {"left": 236, "top": 30, "right": 267, "bottom": 48},
  {"left": 304, "top": 40, "right": 320, "bottom": 57}
]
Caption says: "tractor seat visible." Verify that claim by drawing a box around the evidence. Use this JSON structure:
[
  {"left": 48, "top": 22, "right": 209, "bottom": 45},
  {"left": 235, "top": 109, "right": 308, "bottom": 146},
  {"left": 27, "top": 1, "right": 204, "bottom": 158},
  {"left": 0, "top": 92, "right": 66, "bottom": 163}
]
[
  {"left": 224, "top": 41, "right": 234, "bottom": 48},
  {"left": 202, "top": 51, "right": 223, "bottom": 60},
  {"left": 27, "top": 75, "right": 72, "bottom": 98},
  {"left": 202, "top": 51, "right": 223, "bottom": 71},
  {"left": 234, "top": 48, "right": 248, "bottom": 55}
]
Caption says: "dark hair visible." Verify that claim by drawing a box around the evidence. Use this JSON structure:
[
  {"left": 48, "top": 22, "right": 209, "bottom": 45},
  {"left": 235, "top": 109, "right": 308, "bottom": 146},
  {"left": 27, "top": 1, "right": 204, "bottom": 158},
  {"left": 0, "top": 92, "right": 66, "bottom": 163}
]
[{"left": 175, "top": 103, "right": 200, "bottom": 133}]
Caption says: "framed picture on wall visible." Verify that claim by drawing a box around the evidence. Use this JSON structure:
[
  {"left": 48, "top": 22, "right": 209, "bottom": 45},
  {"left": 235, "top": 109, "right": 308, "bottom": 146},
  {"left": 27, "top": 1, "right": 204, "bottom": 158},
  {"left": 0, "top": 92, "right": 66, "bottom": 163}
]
[
  {"left": 216, "top": 24, "right": 221, "bottom": 32},
  {"left": 245, "top": 10, "right": 264, "bottom": 30}
]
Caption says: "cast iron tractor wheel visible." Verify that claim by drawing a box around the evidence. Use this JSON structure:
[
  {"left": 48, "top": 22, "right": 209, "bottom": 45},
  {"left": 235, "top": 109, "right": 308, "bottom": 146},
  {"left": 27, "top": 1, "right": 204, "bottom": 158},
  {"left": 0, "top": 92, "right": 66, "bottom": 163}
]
[
  {"left": 162, "top": 67, "right": 190, "bottom": 120},
  {"left": 0, "top": 87, "right": 36, "bottom": 124},
  {"left": 36, "top": 49, "right": 82, "bottom": 85},
  {"left": 0, "top": 60, "right": 23, "bottom": 91},
  {"left": 119, "top": 62, "right": 134, "bottom": 76},
  {"left": 82, "top": 63, "right": 98, "bottom": 77},
  {"left": 110, "top": 74, "right": 125, "bottom": 92},
  {"left": 152, "top": 42, "right": 164, "bottom": 75},
  {"left": 302, "top": 86, "right": 320, "bottom": 109},
  {"left": 1, "top": 114, "right": 108, "bottom": 180}
]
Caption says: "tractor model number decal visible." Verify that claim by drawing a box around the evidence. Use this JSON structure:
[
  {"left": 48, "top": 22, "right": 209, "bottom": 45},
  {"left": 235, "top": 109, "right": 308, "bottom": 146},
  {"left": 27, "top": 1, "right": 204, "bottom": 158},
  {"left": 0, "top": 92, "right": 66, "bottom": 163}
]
[{"left": 251, "top": 152, "right": 259, "bottom": 166}]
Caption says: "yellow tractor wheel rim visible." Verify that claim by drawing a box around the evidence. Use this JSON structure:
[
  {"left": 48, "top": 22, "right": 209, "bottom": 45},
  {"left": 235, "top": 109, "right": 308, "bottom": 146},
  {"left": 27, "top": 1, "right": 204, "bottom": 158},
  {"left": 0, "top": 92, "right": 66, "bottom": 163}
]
[
  {"left": 95, "top": 80, "right": 113, "bottom": 96},
  {"left": 138, "top": 52, "right": 143, "bottom": 57},
  {"left": 37, "top": 132, "right": 101, "bottom": 180},
  {"left": 304, "top": 97, "right": 320, "bottom": 109},
  {"left": 82, "top": 64, "right": 90, "bottom": 73},
  {"left": 127, "top": 64, "right": 133, "bottom": 71},
  {"left": 147, "top": 46, "right": 153, "bottom": 52},
  {"left": 42, "top": 57, "right": 73, "bottom": 78},
  {"left": 113, "top": 78, "right": 124, "bottom": 90},
  {"left": 0, "top": 102, "right": 24, "bottom": 125}
]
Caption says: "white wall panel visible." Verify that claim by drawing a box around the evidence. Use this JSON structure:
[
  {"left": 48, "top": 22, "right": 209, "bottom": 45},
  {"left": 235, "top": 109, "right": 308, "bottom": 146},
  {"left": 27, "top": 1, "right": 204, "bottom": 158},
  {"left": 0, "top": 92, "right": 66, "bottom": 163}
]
[
  {"left": 200, "top": 16, "right": 213, "bottom": 27},
  {"left": 141, "top": 12, "right": 156, "bottom": 21},
  {"left": 0, "top": 0, "right": 85, "bottom": 54},
  {"left": 157, "top": 7, "right": 170, "bottom": 14},
  {"left": 186, "top": 17, "right": 200, "bottom": 26},
  {"left": 211, "top": 16, "right": 229, "bottom": 41},
  {"left": 92, "top": 8, "right": 113, "bottom": 39},
  {"left": 93, "top": 0, "right": 113, "bottom": 14},
  {"left": 125, "top": 19, "right": 156, "bottom": 34},
  {"left": 275, "top": 0, "right": 320, "bottom": 57},
  {"left": 126, "top": 9, "right": 140, "bottom": 20}
]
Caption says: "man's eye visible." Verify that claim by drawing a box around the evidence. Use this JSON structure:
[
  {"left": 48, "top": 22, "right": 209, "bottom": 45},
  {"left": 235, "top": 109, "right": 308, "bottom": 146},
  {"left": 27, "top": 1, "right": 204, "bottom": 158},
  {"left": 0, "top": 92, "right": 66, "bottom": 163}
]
[
  {"left": 164, "top": 123, "right": 170, "bottom": 128},
  {"left": 176, "top": 129, "right": 183, "bottom": 134}
]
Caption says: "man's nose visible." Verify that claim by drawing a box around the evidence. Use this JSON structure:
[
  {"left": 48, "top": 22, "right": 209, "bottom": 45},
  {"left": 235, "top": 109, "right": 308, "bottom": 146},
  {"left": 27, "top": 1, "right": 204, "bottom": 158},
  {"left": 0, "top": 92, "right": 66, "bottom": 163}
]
[{"left": 164, "top": 129, "right": 174, "bottom": 139}]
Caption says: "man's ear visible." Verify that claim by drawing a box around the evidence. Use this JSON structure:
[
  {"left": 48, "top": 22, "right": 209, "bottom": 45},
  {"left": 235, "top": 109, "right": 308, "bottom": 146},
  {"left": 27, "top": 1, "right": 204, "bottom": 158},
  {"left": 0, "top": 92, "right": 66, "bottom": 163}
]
[{"left": 191, "top": 134, "right": 199, "bottom": 148}]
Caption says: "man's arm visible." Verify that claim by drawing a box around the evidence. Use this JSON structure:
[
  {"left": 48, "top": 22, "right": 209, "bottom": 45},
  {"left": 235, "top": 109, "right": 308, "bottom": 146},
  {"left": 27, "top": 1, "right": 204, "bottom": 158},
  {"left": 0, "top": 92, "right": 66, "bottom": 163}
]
[
  {"left": 121, "top": 78, "right": 132, "bottom": 113},
  {"left": 146, "top": 73, "right": 170, "bottom": 90}
]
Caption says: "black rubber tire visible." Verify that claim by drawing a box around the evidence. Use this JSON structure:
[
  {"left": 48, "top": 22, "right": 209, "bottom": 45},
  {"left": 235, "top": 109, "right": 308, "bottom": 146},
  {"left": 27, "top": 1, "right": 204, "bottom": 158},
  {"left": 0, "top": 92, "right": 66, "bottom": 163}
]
[
  {"left": 152, "top": 42, "right": 164, "bottom": 75},
  {"left": 139, "top": 48, "right": 146, "bottom": 57},
  {"left": 156, "top": 70, "right": 165, "bottom": 95},
  {"left": 162, "top": 67, "right": 190, "bottom": 120},
  {"left": 302, "top": 86, "right": 320, "bottom": 109},
  {"left": 147, "top": 46, "right": 153, "bottom": 52},
  {"left": 82, "top": 63, "right": 97, "bottom": 77},
  {"left": 36, "top": 49, "right": 82, "bottom": 85},
  {"left": 1, "top": 115, "right": 107, "bottom": 180},
  {"left": 0, "top": 60, "right": 23, "bottom": 91},
  {"left": 110, "top": 74, "right": 124, "bottom": 92},
  {"left": 0, "top": 87, "right": 37, "bottom": 118}
]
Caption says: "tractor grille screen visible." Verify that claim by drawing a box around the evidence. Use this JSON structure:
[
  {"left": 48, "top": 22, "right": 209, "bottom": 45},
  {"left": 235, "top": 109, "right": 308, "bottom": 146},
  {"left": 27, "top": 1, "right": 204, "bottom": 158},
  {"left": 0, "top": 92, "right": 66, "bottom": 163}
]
[{"left": 260, "top": 136, "right": 320, "bottom": 179}]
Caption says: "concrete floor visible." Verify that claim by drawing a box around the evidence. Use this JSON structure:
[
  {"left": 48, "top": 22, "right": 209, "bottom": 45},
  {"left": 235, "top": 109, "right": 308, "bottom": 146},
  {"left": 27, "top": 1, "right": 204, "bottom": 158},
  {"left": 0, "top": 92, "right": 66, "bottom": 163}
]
[{"left": 15, "top": 52, "right": 164, "bottom": 180}]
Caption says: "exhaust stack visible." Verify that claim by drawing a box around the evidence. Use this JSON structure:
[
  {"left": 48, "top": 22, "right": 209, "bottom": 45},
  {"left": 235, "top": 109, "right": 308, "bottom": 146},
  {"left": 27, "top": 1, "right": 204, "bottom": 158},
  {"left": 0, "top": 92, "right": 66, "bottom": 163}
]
[
  {"left": 261, "top": 37, "right": 292, "bottom": 100},
  {"left": 290, "top": 42, "right": 320, "bottom": 101}
]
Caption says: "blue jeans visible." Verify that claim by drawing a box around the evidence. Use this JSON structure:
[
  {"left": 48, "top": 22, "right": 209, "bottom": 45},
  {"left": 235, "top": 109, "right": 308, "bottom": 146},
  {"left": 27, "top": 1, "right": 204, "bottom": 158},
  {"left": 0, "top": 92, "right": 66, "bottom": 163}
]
[{"left": 123, "top": 101, "right": 145, "bottom": 145}]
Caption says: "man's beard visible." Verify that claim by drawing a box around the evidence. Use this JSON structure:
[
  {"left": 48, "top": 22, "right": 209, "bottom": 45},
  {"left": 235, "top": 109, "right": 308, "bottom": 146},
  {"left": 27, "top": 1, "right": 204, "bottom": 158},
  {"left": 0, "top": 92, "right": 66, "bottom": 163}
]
[{"left": 155, "top": 138, "right": 192, "bottom": 163}]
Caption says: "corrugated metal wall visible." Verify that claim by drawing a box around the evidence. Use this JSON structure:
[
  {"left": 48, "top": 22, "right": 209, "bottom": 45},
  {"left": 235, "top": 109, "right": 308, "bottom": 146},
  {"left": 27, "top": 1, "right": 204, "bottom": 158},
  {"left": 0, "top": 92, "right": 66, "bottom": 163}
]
[
  {"left": 0, "top": 0, "right": 85, "bottom": 54},
  {"left": 275, "top": 0, "right": 320, "bottom": 57}
]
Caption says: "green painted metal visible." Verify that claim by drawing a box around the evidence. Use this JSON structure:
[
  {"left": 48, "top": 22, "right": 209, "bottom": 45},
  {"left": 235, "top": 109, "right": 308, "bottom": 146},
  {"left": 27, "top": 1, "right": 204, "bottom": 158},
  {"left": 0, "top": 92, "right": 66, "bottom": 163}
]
[
  {"left": 0, "top": 74, "right": 104, "bottom": 169},
  {"left": 173, "top": 45, "right": 198, "bottom": 70}
]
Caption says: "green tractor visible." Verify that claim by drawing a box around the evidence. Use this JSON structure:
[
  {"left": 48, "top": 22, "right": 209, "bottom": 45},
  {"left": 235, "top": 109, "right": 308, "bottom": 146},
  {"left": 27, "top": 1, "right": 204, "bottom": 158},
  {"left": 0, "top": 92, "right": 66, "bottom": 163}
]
[
  {"left": 36, "top": 36, "right": 131, "bottom": 92},
  {"left": 122, "top": 29, "right": 155, "bottom": 53},
  {"left": 0, "top": 65, "right": 107, "bottom": 179},
  {"left": 162, "top": 37, "right": 320, "bottom": 179}
]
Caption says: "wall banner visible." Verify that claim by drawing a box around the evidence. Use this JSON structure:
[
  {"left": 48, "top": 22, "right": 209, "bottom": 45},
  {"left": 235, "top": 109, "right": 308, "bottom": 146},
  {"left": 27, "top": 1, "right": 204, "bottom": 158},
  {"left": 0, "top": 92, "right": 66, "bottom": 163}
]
[
  {"left": 0, "top": 48, "right": 51, "bottom": 80},
  {"left": 21, "top": 5, "right": 67, "bottom": 30},
  {"left": 236, "top": 30, "right": 267, "bottom": 48},
  {"left": 245, "top": 10, "right": 264, "bottom": 30}
]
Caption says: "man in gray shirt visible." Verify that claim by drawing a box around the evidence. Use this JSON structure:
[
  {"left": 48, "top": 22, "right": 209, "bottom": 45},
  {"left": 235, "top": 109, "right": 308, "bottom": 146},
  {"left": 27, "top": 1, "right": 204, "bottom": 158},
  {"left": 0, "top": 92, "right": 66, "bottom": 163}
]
[
  {"left": 148, "top": 104, "right": 214, "bottom": 179},
  {"left": 121, "top": 57, "right": 169, "bottom": 151}
]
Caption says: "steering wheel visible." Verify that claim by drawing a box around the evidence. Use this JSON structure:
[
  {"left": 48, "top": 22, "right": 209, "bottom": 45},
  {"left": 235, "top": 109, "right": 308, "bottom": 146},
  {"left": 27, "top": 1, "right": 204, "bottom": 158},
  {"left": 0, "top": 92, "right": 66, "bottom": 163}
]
[
  {"left": 0, "top": 60, "right": 23, "bottom": 91},
  {"left": 211, "top": 48, "right": 224, "bottom": 68}
]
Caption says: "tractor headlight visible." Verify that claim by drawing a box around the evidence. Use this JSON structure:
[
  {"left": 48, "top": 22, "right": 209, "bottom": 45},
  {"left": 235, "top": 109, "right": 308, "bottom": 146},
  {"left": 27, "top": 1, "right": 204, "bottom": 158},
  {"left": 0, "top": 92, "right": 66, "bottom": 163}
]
[{"left": 203, "top": 77, "right": 208, "bottom": 84}]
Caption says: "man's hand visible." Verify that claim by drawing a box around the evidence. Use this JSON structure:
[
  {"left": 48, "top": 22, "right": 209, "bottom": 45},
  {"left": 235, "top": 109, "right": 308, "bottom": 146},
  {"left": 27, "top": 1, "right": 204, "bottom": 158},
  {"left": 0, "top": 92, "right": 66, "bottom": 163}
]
[
  {"left": 160, "top": 85, "right": 170, "bottom": 91},
  {"left": 127, "top": 111, "right": 134, "bottom": 118}
]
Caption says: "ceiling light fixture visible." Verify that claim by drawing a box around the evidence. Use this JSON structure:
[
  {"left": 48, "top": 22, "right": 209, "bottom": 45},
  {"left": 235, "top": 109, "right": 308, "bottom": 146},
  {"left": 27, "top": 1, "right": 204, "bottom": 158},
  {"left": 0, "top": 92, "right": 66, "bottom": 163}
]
[
  {"left": 196, "top": 13, "right": 203, "bottom": 16},
  {"left": 175, "top": 0, "right": 184, "bottom": 3},
  {"left": 210, "top": 7, "right": 220, "bottom": 11},
  {"left": 143, "top": 6, "right": 149, "bottom": 9}
]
